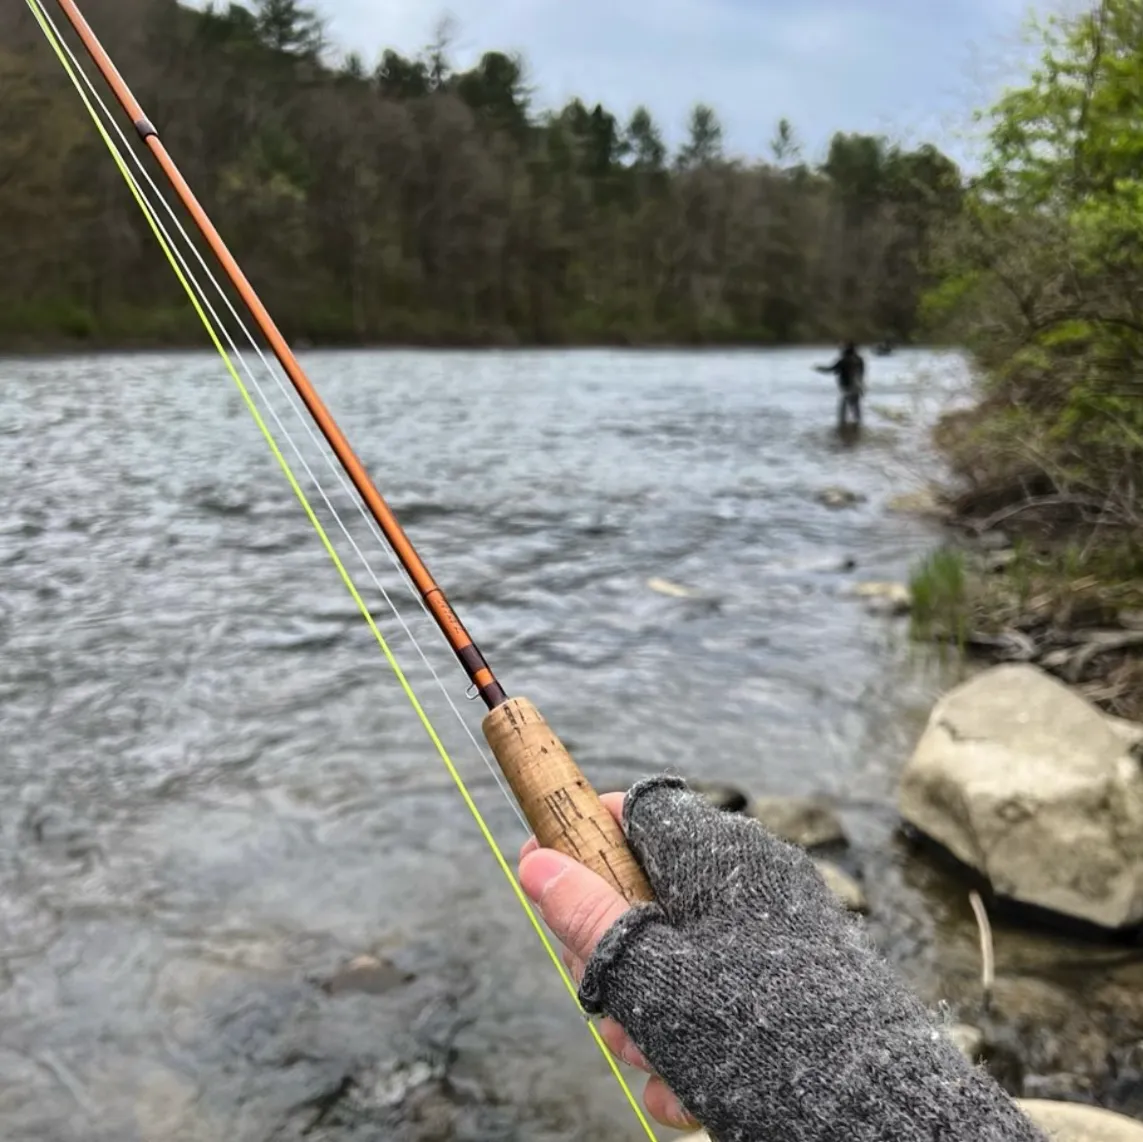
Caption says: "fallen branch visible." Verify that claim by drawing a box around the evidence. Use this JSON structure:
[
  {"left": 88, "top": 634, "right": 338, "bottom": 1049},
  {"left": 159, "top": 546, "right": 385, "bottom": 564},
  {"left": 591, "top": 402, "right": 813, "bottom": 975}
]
[
  {"left": 964, "top": 628, "right": 1039, "bottom": 662},
  {"left": 970, "top": 493, "right": 1125, "bottom": 536},
  {"left": 1064, "top": 629, "right": 1143, "bottom": 683}
]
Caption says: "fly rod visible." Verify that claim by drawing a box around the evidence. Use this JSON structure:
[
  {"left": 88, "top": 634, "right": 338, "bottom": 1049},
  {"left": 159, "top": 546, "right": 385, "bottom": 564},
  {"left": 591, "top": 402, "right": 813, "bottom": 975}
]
[{"left": 48, "top": 0, "right": 652, "bottom": 905}]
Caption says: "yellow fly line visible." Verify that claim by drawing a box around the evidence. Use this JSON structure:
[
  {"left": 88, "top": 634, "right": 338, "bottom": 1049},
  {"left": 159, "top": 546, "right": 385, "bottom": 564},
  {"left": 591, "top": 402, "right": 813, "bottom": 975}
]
[{"left": 25, "top": 2, "right": 658, "bottom": 1137}]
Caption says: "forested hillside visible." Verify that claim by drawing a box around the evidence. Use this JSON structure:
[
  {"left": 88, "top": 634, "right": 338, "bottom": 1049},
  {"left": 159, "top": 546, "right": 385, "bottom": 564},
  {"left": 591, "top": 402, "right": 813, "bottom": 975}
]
[
  {"left": 930, "top": 0, "right": 1143, "bottom": 533},
  {"left": 2, "top": 0, "right": 963, "bottom": 347}
]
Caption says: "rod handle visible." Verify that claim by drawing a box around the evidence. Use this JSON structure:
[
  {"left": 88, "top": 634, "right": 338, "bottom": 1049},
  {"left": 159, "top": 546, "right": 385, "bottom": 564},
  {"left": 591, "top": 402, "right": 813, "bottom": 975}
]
[{"left": 482, "top": 697, "right": 654, "bottom": 904}]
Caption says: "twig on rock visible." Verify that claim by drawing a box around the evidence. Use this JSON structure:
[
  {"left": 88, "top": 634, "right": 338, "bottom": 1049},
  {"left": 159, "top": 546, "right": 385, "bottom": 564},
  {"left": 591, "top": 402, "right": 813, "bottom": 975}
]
[{"left": 969, "top": 890, "right": 995, "bottom": 1013}]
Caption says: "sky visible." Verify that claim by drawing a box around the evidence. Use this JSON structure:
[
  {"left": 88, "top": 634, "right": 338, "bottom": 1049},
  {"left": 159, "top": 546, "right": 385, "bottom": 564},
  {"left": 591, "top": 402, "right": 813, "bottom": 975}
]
[{"left": 250, "top": 0, "right": 1065, "bottom": 166}]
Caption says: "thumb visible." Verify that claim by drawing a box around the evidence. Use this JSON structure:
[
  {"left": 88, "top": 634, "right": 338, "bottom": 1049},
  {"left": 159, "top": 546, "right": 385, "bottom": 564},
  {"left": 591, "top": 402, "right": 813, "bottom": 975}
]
[{"left": 519, "top": 848, "right": 631, "bottom": 965}]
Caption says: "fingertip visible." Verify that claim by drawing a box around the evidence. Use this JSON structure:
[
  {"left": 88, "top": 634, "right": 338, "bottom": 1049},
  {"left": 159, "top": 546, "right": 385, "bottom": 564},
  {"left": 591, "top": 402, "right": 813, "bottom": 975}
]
[
  {"left": 643, "top": 1076, "right": 700, "bottom": 1131},
  {"left": 517, "top": 847, "right": 575, "bottom": 905},
  {"left": 597, "top": 1017, "right": 652, "bottom": 1072},
  {"left": 600, "top": 791, "right": 625, "bottom": 825},
  {"left": 518, "top": 835, "right": 539, "bottom": 862}
]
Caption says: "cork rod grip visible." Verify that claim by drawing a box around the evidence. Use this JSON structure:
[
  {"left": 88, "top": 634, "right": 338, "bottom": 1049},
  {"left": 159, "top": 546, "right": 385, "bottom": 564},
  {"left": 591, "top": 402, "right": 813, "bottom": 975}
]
[{"left": 482, "top": 697, "right": 654, "bottom": 904}]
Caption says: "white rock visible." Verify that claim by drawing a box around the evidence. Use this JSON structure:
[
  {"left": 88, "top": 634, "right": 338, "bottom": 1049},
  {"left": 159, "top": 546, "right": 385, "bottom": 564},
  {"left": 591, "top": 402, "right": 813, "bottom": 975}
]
[
  {"left": 134, "top": 1065, "right": 205, "bottom": 1142},
  {"left": 887, "top": 488, "right": 943, "bottom": 516},
  {"left": 852, "top": 581, "right": 912, "bottom": 616},
  {"left": 813, "top": 860, "right": 868, "bottom": 913},
  {"left": 324, "top": 954, "right": 413, "bottom": 996},
  {"left": 1018, "top": 1100, "right": 1143, "bottom": 1142},
  {"left": 1106, "top": 714, "right": 1143, "bottom": 753},
  {"left": 899, "top": 664, "right": 1143, "bottom": 929},
  {"left": 648, "top": 577, "right": 698, "bottom": 599}
]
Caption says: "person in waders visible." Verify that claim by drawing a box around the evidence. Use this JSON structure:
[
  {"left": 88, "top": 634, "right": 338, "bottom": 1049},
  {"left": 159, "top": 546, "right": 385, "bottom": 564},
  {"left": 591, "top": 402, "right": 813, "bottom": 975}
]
[{"left": 815, "top": 341, "right": 866, "bottom": 429}]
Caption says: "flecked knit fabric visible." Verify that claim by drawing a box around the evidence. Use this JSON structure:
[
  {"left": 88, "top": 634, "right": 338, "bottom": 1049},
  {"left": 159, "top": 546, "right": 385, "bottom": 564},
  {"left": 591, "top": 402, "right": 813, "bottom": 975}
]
[{"left": 578, "top": 776, "right": 1047, "bottom": 1142}]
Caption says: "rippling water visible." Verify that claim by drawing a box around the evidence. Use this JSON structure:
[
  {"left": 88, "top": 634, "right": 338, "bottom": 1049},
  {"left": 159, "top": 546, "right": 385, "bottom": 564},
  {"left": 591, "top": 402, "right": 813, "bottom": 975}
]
[{"left": 1, "top": 347, "right": 970, "bottom": 1140}]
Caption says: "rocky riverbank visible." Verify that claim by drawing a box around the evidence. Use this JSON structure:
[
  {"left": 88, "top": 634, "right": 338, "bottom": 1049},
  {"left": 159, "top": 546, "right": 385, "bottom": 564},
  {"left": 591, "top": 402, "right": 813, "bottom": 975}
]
[
  {"left": 894, "top": 662, "right": 1143, "bottom": 1123},
  {"left": 894, "top": 487, "right": 1143, "bottom": 723},
  {"left": 726, "top": 478, "right": 1143, "bottom": 1132},
  {"left": 680, "top": 655, "right": 1143, "bottom": 1133}
]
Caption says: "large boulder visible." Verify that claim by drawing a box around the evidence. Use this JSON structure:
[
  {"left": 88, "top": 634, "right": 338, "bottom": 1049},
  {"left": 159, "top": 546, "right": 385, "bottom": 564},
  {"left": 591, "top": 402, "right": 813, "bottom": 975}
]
[{"left": 899, "top": 664, "right": 1143, "bottom": 930}]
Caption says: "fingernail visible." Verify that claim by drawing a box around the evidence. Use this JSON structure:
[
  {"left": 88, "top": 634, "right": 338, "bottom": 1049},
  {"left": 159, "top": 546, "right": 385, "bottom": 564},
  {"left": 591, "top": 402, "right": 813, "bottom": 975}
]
[
  {"left": 661, "top": 1092, "right": 699, "bottom": 1129},
  {"left": 518, "top": 849, "right": 572, "bottom": 904}
]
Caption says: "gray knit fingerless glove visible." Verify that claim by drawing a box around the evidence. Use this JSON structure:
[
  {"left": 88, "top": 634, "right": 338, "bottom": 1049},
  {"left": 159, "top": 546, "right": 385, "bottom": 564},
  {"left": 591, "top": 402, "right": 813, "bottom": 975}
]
[{"left": 578, "top": 776, "right": 1045, "bottom": 1142}]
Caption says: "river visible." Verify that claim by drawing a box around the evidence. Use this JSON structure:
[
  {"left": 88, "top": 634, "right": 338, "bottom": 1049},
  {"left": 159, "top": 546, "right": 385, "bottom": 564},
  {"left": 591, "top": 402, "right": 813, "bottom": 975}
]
[{"left": 2, "top": 347, "right": 978, "bottom": 1140}]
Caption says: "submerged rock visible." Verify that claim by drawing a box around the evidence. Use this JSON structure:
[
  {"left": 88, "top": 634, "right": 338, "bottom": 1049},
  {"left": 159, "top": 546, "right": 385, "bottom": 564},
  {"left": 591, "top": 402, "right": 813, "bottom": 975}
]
[
  {"left": 817, "top": 486, "right": 866, "bottom": 509},
  {"left": 874, "top": 406, "right": 911, "bottom": 425},
  {"left": 166, "top": 958, "right": 504, "bottom": 1142},
  {"left": 322, "top": 955, "right": 415, "bottom": 998},
  {"left": 813, "top": 860, "right": 867, "bottom": 913},
  {"left": 760, "top": 553, "right": 858, "bottom": 575},
  {"left": 687, "top": 780, "right": 749, "bottom": 813},
  {"left": 747, "top": 796, "right": 847, "bottom": 849},
  {"left": 959, "top": 958, "right": 1143, "bottom": 1107},
  {"left": 132, "top": 1065, "right": 206, "bottom": 1142},
  {"left": 899, "top": 664, "right": 1143, "bottom": 930}
]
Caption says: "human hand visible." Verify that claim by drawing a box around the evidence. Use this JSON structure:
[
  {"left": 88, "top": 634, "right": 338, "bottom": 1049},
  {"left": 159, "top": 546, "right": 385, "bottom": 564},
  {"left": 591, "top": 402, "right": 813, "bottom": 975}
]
[
  {"left": 521, "top": 776, "right": 1044, "bottom": 1142},
  {"left": 518, "top": 791, "right": 699, "bottom": 1132}
]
